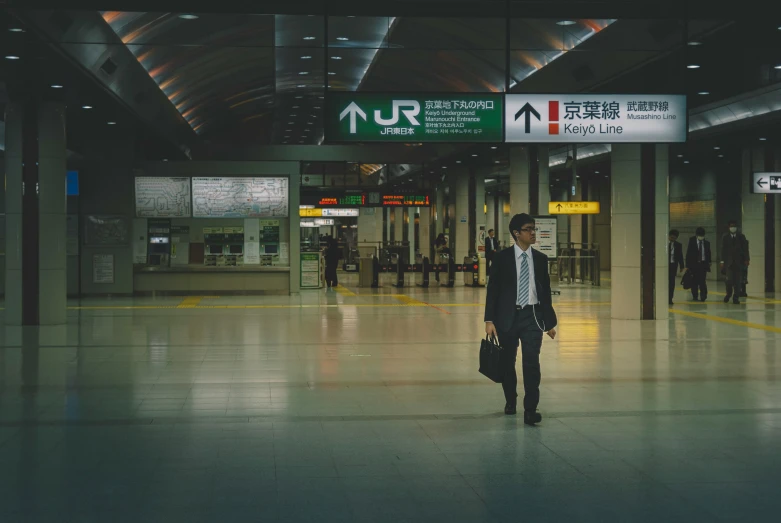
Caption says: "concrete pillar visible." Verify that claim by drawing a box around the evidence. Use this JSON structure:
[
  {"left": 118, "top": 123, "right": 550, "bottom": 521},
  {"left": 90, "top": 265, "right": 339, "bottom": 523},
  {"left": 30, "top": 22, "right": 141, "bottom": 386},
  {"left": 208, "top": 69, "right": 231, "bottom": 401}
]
[
  {"left": 357, "top": 208, "right": 383, "bottom": 245},
  {"left": 394, "top": 208, "right": 403, "bottom": 245},
  {"left": 569, "top": 178, "right": 584, "bottom": 245},
  {"left": 385, "top": 207, "right": 392, "bottom": 242},
  {"left": 742, "top": 147, "right": 765, "bottom": 295},
  {"left": 4, "top": 102, "right": 24, "bottom": 326},
  {"left": 4, "top": 102, "right": 67, "bottom": 326},
  {"left": 538, "top": 146, "right": 551, "bottom": 215},
  {"left": 436, "top": 186, "right": 445, "bottom": 237},
  {"left": 37, "top": 102, "right": 67, "bottom": 325},
  {"left": 500, "top": 194, "right": 511, "bottom": 248},
  {"left": 454, "top": 168, "right": 470, "bottom": 261},
  {"left": 418, "top": 206, "right": 431, "bottom": 260},
  {"left": 775, "top": 193, "right": 781, "bottom": 293},
  {"left": 486, "top": 191, "right": 496, "bottom": 238},
  {"left": 509, "top": 146, "right": 531, "bottom": 217},
  {"left": 289, "top": 169, "right": 301, "bottom": 294},
  {"left": 475, "top": 174, "right": 486, "bottom": 257},
  {"left": 406, "top": 207, "right": 415, "bottom": 262},
  {"left": 611, "top": 144, "right": 669, "bottom": 320}
]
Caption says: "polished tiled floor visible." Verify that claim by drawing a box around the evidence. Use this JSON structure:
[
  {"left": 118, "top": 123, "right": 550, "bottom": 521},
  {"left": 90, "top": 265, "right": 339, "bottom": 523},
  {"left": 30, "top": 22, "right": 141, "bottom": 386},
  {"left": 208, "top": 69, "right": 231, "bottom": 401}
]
[{"left": 1, "top": 275, "right": 780, "bottom": 522}]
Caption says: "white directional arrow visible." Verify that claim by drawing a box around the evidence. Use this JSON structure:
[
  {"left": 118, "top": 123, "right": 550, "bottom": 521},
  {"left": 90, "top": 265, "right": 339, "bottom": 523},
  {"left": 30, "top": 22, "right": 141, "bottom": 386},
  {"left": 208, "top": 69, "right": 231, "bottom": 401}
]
[{"left": 339, "top": 102, "right": 367, "bottom": 134}]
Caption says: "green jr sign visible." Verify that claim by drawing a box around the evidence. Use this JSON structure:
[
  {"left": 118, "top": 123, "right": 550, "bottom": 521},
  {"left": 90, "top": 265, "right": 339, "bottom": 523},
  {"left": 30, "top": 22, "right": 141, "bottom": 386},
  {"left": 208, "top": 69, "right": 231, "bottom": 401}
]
[{"left": 325, "top": 93, "right": 504, "bottom": 143}]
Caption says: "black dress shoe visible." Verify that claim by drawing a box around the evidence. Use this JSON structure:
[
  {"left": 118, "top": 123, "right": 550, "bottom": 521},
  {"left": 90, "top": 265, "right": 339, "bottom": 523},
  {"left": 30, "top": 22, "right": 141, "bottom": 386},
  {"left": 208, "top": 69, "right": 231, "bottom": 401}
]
[
  {"left": 723, "top": 296, "right": 730, "bottom": 303},
  {"left": 733, "top": 298, "right": 740, "bottom": 304},
  {"left": 504, "top": 403, "right": 517, "bottom": 415},
  {"left": 524, "top": 411, "right": 542, "bottom": 426}
]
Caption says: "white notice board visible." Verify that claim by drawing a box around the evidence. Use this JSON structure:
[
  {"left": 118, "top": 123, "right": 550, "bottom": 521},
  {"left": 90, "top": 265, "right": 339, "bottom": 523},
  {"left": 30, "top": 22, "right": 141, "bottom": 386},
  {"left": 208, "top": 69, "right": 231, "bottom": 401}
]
[
  {"left": 92, "top": 254, "right": 115, "bottom": 284},
  {"left": 532, "top": 216, "right": 558, "bottom": 259}
]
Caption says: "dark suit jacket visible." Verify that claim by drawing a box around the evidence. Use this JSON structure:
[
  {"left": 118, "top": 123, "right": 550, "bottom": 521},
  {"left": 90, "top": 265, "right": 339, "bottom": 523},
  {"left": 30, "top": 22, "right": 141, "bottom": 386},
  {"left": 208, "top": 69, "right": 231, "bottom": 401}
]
[
  {"left": 720, "top": 233, "right": 749, "bottom": 267},
  {"left": 484, "top": 246, "right": 557, "bottom": 333},
  {"left": 668, "top": 240, "right": 684, "bottom": 270},
  {"left": 686, "top": 237, "right": 712, "bottom": 270},
  {"left": 485, "top": 237, "right": 498, "bottom": 256}
]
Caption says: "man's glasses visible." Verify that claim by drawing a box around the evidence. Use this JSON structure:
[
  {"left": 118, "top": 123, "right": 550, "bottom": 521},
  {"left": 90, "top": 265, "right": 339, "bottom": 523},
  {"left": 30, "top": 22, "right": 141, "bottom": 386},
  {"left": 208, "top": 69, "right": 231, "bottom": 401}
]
[{"left": 520, "top": 227, "right": 539, "bottom": 233}]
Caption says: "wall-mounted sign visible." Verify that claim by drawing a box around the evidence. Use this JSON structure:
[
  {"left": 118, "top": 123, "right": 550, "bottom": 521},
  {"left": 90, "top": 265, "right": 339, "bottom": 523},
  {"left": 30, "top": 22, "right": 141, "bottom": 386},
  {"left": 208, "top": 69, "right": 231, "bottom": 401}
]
[
  {"left": 301, "top": 219, "right": 336, "bottom": 227},
  {"left": 300, "top": 208, "right": 360, "bottom": 217},
  {"left": 752, "top": 172, "right": 781, "bottom": 194},
  {"left": 531, "top": 216, "right": 558, "bottom": 259},
  {"left": 92, "top": 254, "right": 114, "bottom": 284},
  {"left": 549, "top": 201, "right": 601, "bottom": 215},
  {"left": 192, "top": 177, "right": 289, "bottom": 218},
  {"left": 505, "top": 94, "right": 686, "bottom": 143},
  {"left": 326, "top": 93, "right": 504, "bottom": 143},
  {"left": 135, "top": 177, "right": 191, "bottom": 217}
]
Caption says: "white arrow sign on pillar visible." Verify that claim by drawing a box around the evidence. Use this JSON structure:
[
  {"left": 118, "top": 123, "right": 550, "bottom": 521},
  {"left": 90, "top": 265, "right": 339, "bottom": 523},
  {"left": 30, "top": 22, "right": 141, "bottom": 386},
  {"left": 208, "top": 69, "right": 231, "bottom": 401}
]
[{"left": 339, "top": 102, "right": 367, "bottom": 134}]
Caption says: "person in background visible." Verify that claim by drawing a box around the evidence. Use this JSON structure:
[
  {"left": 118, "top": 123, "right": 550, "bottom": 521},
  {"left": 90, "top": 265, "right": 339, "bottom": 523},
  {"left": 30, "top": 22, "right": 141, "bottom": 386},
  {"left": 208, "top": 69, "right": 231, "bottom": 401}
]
[
  {"left": 720, "top": 220, "right": 750, "bottom": 304},
  {"left": 668, "top": 229, "right": 685, "bottom": 305},
  {"left": 685, "top": 227, "right": 712, "bottom": 302},
  {"left": 433, "top": 233, "right": 448, "bottom": 282},
  {"left": 324, "top": 236, "right": 341, "bottom": 288},
  {"left": 485, "top": 229, "right": 498, "bottom": 272}
]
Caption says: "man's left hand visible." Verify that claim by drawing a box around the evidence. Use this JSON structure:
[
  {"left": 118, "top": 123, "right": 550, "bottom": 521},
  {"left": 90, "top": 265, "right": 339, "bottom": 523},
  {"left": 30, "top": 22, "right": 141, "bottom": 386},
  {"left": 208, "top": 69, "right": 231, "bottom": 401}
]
[{"left": 546, "top": 328, "right": 556, "bottom": 340}]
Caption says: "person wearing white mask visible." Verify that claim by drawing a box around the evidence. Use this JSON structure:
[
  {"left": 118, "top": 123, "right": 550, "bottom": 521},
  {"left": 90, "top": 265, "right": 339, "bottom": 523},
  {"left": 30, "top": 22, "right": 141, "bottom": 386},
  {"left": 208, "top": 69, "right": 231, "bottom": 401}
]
[
  {"left": 685, "top": 227, "right": 712, "bottom": 302},
  {"left": 720, "top": 220, "right": 750, "bottom": 304}
]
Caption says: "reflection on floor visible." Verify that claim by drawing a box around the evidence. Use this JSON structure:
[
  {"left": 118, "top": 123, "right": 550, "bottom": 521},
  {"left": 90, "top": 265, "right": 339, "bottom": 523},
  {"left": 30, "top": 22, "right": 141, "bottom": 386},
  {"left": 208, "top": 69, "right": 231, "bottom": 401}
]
[{"left": 1, "top": 276, "right": 780, "bottom": 522}]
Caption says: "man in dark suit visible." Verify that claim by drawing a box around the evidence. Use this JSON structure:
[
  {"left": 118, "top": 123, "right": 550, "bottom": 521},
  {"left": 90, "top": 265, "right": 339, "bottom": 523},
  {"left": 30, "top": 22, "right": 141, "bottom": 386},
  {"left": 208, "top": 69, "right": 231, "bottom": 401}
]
[
  {"left": 484, "top": 229, "right": 498, "bottom": 272},
  {"left": 720, "top": 220, "right": 750, "bottom": 304},
  {"left": 685, "top": 226, "right": 712, "bottom": 302},
  {"left": 667, "top": 229, "right": 685, "bottom": 305},
  {"left": 485, "top": 214, "right": 557, "bottom": 426}
]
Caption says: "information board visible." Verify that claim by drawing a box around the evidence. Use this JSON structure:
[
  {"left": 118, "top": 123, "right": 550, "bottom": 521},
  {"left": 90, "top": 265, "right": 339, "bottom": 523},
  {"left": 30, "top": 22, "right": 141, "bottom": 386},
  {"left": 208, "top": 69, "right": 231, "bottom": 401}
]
[
  {"left": 505, "top": 94, "right": 686, "bottom": 143},
  {"left": 532, "top": 216, "right": 558, "bottom": 259},
  {"left": 92, "top": 254, "right": 114, "bottom": 284},
  {"left": 135, "top": 177, "right": 191, "bottom": 217},
  {"left": 84, "top": 215, "right": 129, "bottom": 245},
  {"left": 192, "top": 177, "right": 289, "bottom": 218},
  {"left": 301, "top": 190, "right": 431, "bottom": 207},
  {"left": 300, "top": 252, "right": 322, "bottom": 289},
  {"left": 752, "top": 172, "right": 781, "bottom": 194},
  {"left": 326, "top": 93, "right": 503, "bottom": 143}
]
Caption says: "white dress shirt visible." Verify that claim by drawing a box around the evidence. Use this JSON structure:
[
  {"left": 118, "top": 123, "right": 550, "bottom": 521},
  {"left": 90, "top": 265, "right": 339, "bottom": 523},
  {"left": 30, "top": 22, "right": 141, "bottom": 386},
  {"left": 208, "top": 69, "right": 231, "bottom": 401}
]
[
  {"left": 515, "top": 243, "right": 538, "bottom": 306},
  {"left": 669, "top": 242, "right": 674, "bottom": 264}
]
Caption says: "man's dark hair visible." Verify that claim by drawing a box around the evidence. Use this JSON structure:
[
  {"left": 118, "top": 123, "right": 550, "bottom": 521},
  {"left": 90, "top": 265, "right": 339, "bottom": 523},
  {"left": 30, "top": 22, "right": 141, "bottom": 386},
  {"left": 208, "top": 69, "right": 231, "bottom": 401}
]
[
  {"left": 508, "top": 213, "right": 535, "bottom": 237},
  {"left": 488, "top": 229, "right": 494, "bottom": 234},
  {"left": 669, "top": 229, "right": 679, "bottom": 237},
  {"left": 728, "top": 219, "right": 737, "bottom": 226},
  {"left": 696, "top": 227, "right": 705, "bottom": 236}
]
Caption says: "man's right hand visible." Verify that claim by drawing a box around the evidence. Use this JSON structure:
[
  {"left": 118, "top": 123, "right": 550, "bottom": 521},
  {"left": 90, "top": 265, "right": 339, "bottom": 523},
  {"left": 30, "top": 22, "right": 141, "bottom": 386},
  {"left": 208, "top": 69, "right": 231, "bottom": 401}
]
[{"left": 485, "top": 322, "right": 498, "bottom": 338}]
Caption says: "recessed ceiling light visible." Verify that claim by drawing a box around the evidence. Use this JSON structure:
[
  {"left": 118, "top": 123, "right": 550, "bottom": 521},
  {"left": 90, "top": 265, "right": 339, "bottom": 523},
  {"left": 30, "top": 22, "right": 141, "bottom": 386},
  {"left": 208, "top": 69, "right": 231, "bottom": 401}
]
[
  {"left": 297, "top": 85, "right": 306, "bottom": 88},
  {"left": 295, "top": 96, "right": 303, "bottom": 99},
  {"left": 759, "top": 137, "right": 767, "bottom": 141},
  {"left": 162, "top": 159, "right": 169, "bottom": 162},
  {"left": 303, "top": 36, "right": 316, "bottom": 40},
  {"left": 300, "top": 56, "right": 312, "bottom": 60},
  {"left": 331, "top": 56, "right": 342, "bottom": 60},
  {"left": 51, "top": 84, "right": 64, "bottom": 89},
  {"left": 285, "top": 129, "right": 292, "bottom": 131},
  {"left": 687, "top": 41, "right": 702, "bottom": 46},
  {"left": 595, "top": 171, "right": 600, "bottom": 174},
  {"left": 718, "top": 154, "right": 724, "bottom": 158},
  {"left": 9, "top": 28, "right": 25, "bottom": 33},
  {"left": 5, "top": 55, "right": 20, "bottom": 60},
  {"left": 677, "top": 154, "right": 684, "bottom": 158},
  {"left": 687, "top": 64, "right": 700, "bottom": 69},
  {"left": 305, "top": 129, "right": 311, "bottom": 131},
  {"left": 556, "top": 20, "right": 576, "bottom": 26},
  {"left": 713, "top": 146, "right": 720, "bottom": 150},
  {"left": 178, "top": 14, "right": 199, "bottom": 20},
  {"left": 328, "top": 72, "right": 336, "bottom": 75},
  {"left": 314, "top": 106, "right": 321, "bottom": 109},
  {"left": 775, "top": 65, "right": 781, "bottom": 70},
  {"left": 472, "top": 154, "right": 478, "bottom": 157},
  {"left": 307, "top": 122, "right": 313, "bottom": 124},
  {"left": 299, "top": 71, "right": 309, "bottom": 75},
  {"left": 684, "top": 160, "right": 690, "bottom": 164},
  {"left": 82, "top": 105, "right": 93, "bottom": 110},
  {"left": 491, "top": 146, "right": 498, "bottom": 149},
  {"left": 494, "top": 160, "right": 500, "bottom": 164},
  {"left": 107, "top": 121, "right": 116, "bottom": 125},
  {"left": 697, "top": 91, "right": 710, "bottom": 95},
  {"left": 336, "top": 37, "right": 349, "bottom": 41},
  {"left": 456, "top": 160, "right": 462, "bottom": 164}
]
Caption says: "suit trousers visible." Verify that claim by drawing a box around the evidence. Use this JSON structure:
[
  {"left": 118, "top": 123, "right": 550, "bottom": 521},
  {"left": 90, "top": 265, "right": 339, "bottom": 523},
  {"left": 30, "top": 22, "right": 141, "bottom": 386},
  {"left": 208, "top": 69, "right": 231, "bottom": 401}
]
[
  {"left": 724, "top": 264, "right": 743, "bottom": 299},
  {"left": 668, "top": 263, "right": 679, "bottom": 302},
  {"left": 497, "top": 306, "right": 544, "bottom": 412},
  {"left": 690, "top": 263, "right": 708, "bottom": 300}
]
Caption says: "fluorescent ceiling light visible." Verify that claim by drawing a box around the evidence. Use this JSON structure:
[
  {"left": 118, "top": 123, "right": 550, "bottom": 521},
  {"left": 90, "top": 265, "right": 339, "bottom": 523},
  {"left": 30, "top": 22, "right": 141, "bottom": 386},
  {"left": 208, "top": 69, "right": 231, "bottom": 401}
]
[
  {"left": 697, "top": 91, "right": 710, "bottom": 95},
  {"left": 336, "top": 37, "right": 349, "bottom": 41},
  {"left": 303, "top": 36, "right": 316, "bottom": 40},
  {"left": 107, "top": 121, "right": 117, "bottom": 125},
  {"left": 328, "top": 72, "right": 336, "bottom": 75},
  {"left": 82, "top": 105, "right": 93, "bottom": 109},
  {"left": 9, "top": 28, "right": 25, "bottom": 33},
  {"left": 51, "top": 84, "right": 64, "bottom": 89},
  {"left": 688, "top": 41, "right": 702, "bottom": 46},
  {"left": 297, "top": 85, "right": 306, "bottom": 88},
  {"left": 556, "top": 20, "right": 576, "bottom": 26},
  {"left": 179, "top": 14, "right": 199, "bottom": 20},
  {"left": 300, "top": 56, "right": 312, "bottom": 59},
  {"left": 298, "top": 71, "right": 309, "bottom": 75},
  {"left": 331, "top": 56, "right": 342, "bottom": 60},
  {"left": 687, "top": 64, "right": 701, "bottom": 69},
  {"left": 5, "top": 55, "right": 20, "bottom": 60}
]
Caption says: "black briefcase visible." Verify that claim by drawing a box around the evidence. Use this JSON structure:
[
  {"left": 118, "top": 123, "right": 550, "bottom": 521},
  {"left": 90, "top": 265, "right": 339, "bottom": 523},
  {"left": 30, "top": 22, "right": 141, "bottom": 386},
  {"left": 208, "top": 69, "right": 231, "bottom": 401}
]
[
  {"left": 479, "top": 335, "right": 503, "bottom": 383},
  {"left": 681, "top": 270, "right": 694, "bottom": 290}
]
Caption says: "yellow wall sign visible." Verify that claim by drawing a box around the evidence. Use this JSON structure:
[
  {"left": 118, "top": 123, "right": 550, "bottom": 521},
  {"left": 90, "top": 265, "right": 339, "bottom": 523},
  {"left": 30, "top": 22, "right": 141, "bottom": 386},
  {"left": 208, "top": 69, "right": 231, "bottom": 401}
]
[
  {"left": 548, "top": 201, "right": 601, "bottom": 215},
  {"left": 300, "top": 208, "right": 323, "bottom": 217}
]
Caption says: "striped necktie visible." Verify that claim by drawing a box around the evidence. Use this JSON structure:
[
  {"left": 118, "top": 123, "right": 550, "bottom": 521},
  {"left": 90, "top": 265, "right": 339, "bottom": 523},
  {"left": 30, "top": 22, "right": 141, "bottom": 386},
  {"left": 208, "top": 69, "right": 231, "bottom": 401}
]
[{"left": 517, "top": 252, "right": 529, "bottom": 307}]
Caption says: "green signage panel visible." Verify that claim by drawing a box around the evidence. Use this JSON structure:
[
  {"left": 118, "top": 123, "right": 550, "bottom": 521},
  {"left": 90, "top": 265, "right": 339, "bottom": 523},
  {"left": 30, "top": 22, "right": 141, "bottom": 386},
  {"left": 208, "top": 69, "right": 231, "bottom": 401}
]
[{"left": 325, "top": 93, "right": 503, "bottom": 143}]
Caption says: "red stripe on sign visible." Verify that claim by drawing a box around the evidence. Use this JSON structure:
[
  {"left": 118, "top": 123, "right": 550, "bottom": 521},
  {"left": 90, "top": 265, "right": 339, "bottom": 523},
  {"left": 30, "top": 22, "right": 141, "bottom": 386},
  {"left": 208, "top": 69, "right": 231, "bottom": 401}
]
[{"left": 549, "top": 101, "right": 559, "bottom": 122}]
